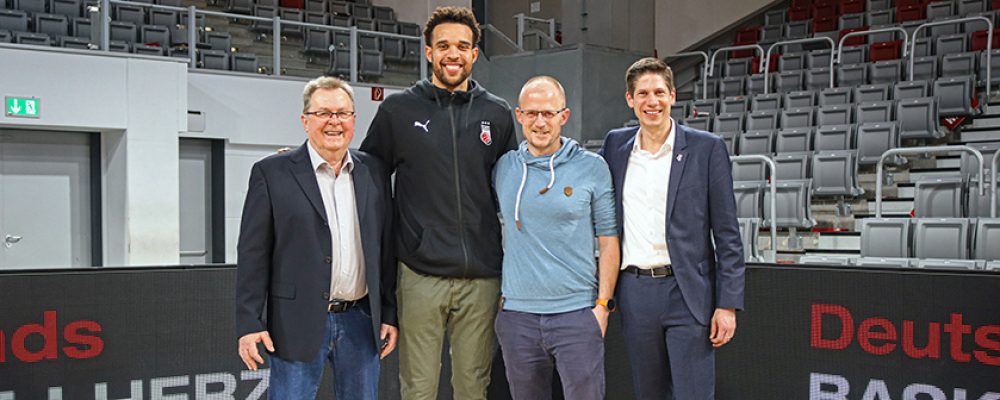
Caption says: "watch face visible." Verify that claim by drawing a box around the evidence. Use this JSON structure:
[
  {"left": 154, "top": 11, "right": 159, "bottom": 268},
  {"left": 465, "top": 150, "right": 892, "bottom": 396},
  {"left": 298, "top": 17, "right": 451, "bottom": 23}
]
[{"left": 607, "top": 298, "right": 617, "bottom": 312}]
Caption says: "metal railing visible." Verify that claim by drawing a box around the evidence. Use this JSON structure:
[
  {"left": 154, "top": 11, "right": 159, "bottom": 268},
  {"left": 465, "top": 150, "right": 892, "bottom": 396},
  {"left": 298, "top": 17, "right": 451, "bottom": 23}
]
[
  {"left": 874, "top": 146, "right": 985, "bottom": 218},
  {"left": 665, "top": 51, "right": 709, "bottom": 99},
  {"left": 909, "top": 16, "right": 992, "bottom": 88},
  {"left": 838, "top": 27, "right": 908, "bottom": 62},
  {"left": 730, "top": 155, "right": 777, "bottom": 262},
  {"left": 764, "top": 37, "right": 835, "bottom": 93},
  {"left": 482, "top": 24, "right": 524, "bottom": 53},
  {"left": 98, "top": 0, "right": 426, "bottom": 80},
  {"left": 514, "top": 13, "right": 557, "bottom": 51},
  {"left": 991, "top": 151, "right": 1000, "bottom": 217}
]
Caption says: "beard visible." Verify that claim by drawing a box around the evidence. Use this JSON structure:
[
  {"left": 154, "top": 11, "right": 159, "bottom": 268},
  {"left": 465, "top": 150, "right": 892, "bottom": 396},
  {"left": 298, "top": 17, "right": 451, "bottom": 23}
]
[{"left": 432, "top": 62, "right": 473, "bottom": 91}]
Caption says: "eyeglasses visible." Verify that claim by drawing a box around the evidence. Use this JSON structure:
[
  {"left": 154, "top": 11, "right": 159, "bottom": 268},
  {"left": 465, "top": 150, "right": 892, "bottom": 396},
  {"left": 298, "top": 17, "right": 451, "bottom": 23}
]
[
  {"left": 519, "top": 108, "right": 566, "bottom": 121},
  {"left": 304, "top": 111, "right": 356, "bottom": 121}
]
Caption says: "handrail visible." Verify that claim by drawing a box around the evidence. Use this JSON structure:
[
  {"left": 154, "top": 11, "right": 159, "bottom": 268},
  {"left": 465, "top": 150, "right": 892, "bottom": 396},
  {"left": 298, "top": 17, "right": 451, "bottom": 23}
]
[
  {"left": 524, "top": 28, "right": 561, "bottom": 48},
  {"left": 514, "top": 13, "right": 556, "bottom": 51},
  {"left": 104, "top": 0, "right": 425, "bottom": 79},
  {"left": 730, "top": 155, "right": 778, "bottom": 262},
  {"left": 665, "top": 51, "right": 710, "bottom": 99},
  {"left": 991, "top": 151, "right": 1000, "bottom": 217},
  {"left": 482, "top": 23, "right": 525, "bottom": 53},
  {"left": 708, "top": 44, "right": 765, "bottom": 79},
  {"left": 764, "top": 37, "right": 835, "bottom": 93},
  {"left": 909, "top": 17, "right": 992, "bottom": 88},
  {"left": 837, "top": 27, "right": 908, "bottom": 62},
  {"left": 875, "top": 146, "right": 985, "bottom": 218}
]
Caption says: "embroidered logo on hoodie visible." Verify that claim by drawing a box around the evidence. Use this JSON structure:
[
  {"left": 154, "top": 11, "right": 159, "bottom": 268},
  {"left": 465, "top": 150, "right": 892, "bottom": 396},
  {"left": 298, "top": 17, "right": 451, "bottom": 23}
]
[
  {"left": 480, "top": 121, "right": 492, "bottom": 145},
  {"left": 414, "top": 119, "right": 430, "bottom": 133}
]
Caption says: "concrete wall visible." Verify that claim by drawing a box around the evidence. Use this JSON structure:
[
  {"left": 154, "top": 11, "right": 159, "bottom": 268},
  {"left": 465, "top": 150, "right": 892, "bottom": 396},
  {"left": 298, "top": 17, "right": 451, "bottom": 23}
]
[
  {"left": 475, "top": 44, "right": 644, "bottom": 145},
  {"left": 656, "top": 0, "right": 776, "bottom": 55},
  {"left": 371, "top": 0, "right": 473, "bottom": 27},
  {"left": 0, "top": 46, "right": 186, "bottom": 267}
]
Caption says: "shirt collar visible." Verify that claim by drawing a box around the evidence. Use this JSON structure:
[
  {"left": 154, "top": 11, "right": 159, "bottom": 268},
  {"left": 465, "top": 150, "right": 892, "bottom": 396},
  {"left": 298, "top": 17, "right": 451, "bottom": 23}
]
[
  {"left": 307, "top": 142, "right": 354, "bottom": 174},
  {"left": 632, "top": 117, "right": 676, "bottom": 157}
]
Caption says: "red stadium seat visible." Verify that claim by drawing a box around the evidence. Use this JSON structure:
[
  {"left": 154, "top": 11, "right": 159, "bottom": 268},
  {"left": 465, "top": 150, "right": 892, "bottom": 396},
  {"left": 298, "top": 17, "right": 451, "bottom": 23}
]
[
  {"left": 751, "top": 53, "right": 781, "bottom": 74},
  {"left": 736, "top": 26, "right": 761, "bottom": 44},
  {"left": 971, "top": 29, "right": 1000, "bottom": 51},
  {"left": 279, "top": 0, "right": 304, "bottom": 8},
  {"left": 814, "top": 15, "right": 839, "bottom": 32},
  {"left": 792, "top": 0, "right": 814, "bottom": 8},
  {"left": 813, "top": 2, "right": 840, "bottom": 18},
  {"left": 896, "top": 0, "right": 925, "bottom": 8},
  {"left": 896, "top": 4, "right": 925, "bottom": 22},
  {"left": 789, "top": 5, "right": 812, "bottom": 21},
  {"left": 870, "top": 40, "right": 903, "bottom": 61},
  {"left": 840, "top": 0, "right": 865, "bottom": 13},
  {"left": 840, "top": 26, "right": 869, "bottom": 46}
]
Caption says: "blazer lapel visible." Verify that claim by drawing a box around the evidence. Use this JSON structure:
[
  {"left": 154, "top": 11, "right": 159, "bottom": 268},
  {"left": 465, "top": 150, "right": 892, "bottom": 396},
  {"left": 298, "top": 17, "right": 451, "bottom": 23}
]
[
  {"left": 350, "top": 150, "right": 370, "bottom": 221},
  {"left": 664, "top": 125, "right": 688, "bottom": 230},
  {"left": 290, "top": 143, "right": 329, "bottom": 224}
]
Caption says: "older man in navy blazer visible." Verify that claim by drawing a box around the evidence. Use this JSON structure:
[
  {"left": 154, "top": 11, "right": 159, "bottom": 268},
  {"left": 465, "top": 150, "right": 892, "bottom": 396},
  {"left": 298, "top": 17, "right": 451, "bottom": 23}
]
[
  {"left": 599, "top": 58, "right": 745, "bottom": 399},
  {"left": 236, "top": 77, "right": 397, "bottom": 400}
]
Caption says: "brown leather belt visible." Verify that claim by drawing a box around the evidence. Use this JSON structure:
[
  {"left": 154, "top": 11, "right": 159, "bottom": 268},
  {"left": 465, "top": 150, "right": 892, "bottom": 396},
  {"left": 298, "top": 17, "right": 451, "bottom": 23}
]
[{"left": 624, "top": 265, "right": 674, "bottom": 278}]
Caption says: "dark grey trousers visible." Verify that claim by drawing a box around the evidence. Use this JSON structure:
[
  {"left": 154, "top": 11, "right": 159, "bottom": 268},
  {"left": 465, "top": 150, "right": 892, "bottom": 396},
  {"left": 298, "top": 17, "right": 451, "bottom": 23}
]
[{"left": 495, "top": 307, "right": 605, "bottom": 400}]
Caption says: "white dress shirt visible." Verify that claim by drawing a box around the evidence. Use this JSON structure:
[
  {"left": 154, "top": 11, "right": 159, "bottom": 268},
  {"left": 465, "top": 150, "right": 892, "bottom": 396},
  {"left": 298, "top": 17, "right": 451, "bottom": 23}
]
[
  {"left": 307, "top": 143, "right": 367, "bottom": 301},
  {"left": 621, "top": 119, "right": 677, "bottom": 269}
]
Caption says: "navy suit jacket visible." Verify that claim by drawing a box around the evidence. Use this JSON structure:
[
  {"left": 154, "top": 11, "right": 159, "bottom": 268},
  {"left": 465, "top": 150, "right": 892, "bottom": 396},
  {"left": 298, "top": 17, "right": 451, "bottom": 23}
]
[
  {"left": 600, "top": 124, "right": 745, "bottom": 325},
  {"left": 235, "top": 143, "right": 396, "bottom": 362}
]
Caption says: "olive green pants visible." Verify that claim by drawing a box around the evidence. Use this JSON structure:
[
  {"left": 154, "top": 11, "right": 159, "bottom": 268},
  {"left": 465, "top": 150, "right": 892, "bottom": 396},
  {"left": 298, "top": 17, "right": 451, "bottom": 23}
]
[{"left": 397, "top": 262, "right": 501, "bottom": 400}]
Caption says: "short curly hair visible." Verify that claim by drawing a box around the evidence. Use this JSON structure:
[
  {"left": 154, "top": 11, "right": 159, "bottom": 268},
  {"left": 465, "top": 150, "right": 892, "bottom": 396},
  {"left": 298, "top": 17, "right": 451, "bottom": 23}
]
[{"left": 423, "top": 6, "right": 481, "bottom": 46}]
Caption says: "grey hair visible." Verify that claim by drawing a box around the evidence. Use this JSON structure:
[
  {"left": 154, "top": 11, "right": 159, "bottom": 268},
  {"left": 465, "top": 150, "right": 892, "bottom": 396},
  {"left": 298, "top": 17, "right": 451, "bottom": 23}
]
[{"left": 302, "top": 76, "right": 355, "bottom": 113}]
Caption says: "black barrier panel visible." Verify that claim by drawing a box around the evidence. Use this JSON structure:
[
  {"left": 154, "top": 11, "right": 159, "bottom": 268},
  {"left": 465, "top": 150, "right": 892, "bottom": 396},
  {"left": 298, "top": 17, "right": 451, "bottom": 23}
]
[
  {"left": 3, "top": 265, "right": 997, "bottom": 399},
  {"left": 718, "top": 265, "right": 1000, "bottom": 399}
]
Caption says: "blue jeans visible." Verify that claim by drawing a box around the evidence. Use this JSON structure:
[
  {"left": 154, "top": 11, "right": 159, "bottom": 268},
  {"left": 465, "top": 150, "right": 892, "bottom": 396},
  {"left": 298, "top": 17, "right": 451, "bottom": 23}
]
[{"left": 267, "top": 304, "right": 379, "bottom": 400}]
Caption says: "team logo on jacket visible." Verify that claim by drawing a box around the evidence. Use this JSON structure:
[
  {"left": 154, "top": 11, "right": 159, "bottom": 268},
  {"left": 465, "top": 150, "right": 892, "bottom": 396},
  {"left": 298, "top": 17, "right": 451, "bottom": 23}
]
[{"left": 480, "top": 121, "right": 492, "bottom": 145}]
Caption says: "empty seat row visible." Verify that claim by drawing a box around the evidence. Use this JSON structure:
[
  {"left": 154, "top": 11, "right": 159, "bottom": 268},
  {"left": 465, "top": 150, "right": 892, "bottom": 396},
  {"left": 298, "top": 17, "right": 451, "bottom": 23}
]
[
  {"left": 719, "top": 122, "right": 903, "bottom": 163},
  {"left": 860, "top": 217, "right": 1000, "bottom": 261}
]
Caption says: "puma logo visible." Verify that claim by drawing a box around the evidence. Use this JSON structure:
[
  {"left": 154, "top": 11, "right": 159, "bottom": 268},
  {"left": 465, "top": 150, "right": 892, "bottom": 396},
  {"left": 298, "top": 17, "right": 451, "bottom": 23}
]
[{"left": 414, "top": 120, "right": 430, "bottom": 133}]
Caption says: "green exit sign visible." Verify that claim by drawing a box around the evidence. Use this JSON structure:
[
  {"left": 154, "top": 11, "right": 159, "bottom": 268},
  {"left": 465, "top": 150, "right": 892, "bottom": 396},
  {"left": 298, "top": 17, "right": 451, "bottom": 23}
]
[{"left": 5, "top": 97, "right": 40, "bottom": 118}]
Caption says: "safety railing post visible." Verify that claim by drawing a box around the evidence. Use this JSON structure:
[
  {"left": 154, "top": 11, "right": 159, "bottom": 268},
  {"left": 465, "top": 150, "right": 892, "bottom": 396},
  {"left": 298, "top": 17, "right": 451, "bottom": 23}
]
[{"left": 875, "top": 146, "right": 985, "bottom": 218}]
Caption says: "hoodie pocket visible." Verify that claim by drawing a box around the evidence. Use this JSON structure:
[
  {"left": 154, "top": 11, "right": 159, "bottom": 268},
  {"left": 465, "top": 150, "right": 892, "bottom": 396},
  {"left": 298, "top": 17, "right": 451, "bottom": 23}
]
[{"left": 412, "top": 226, "right": 463, "bottom": 265}]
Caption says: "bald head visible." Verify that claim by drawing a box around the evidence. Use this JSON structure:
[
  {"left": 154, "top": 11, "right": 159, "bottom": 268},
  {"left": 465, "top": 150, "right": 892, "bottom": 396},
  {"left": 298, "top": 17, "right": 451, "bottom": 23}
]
[{"left": 518, "top": 75, "right": 566, "bottom": 109}]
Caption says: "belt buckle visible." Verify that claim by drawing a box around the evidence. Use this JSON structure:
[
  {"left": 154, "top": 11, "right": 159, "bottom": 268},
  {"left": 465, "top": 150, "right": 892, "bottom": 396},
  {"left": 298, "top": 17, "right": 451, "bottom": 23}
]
[
  {"left": 328, "top": 300, "right": 350, "bottom": 313},
  {"left": 650, "top": 267, "right": 666, "bottom": 278}
]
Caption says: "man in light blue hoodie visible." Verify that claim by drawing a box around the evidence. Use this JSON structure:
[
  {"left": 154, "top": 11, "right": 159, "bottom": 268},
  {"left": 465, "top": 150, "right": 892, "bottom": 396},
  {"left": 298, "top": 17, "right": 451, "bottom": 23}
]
[{"left": 492, "top": 76, "right": 620, "bottom": 400}]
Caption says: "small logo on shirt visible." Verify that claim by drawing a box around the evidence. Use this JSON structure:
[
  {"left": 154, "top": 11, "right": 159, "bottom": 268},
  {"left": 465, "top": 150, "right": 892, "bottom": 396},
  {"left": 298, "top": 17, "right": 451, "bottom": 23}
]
[
  {"left": 480, "top": 121, "right": 492, "bottom": 145},
  {"left": 564, "top": 186, "right": 573, "bottom": 197},
  {"left": 414, "top": 120, "right": 430, "bottom": 133}
]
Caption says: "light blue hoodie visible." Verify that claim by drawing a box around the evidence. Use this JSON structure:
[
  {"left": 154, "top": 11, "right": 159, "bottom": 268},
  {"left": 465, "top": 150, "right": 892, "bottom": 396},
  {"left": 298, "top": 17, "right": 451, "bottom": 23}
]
[{"left": 493, "top": 137, "right": 618, "bottom": 314}]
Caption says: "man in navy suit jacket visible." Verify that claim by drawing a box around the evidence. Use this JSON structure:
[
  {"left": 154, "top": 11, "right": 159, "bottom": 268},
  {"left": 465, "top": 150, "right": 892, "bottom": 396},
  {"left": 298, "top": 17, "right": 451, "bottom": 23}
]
[
  {"left": 599, "top": 58, "right": 745, "bottom": 399},
  {"left": 235, "top": 77, "right": 397, "bottom": 400}
]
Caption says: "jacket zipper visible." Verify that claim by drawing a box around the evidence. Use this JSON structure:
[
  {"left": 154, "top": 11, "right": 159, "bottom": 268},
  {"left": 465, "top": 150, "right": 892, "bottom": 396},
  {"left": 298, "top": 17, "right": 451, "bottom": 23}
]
[{"left": 448, "top": 93, "right": 471, "bottom": 277}]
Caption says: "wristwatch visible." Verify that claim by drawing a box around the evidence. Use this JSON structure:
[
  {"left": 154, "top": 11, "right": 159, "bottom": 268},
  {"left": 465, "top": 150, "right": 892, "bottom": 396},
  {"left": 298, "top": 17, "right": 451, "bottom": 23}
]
[{"left": 596, "top": 298, "right": 616, "bottom": 312}]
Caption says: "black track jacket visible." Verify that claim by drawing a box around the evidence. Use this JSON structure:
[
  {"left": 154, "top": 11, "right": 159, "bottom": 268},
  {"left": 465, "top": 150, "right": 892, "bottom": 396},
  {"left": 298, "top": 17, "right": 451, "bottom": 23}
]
[{"left": 361, "top": 79, "right": 517, "bottom": 278}]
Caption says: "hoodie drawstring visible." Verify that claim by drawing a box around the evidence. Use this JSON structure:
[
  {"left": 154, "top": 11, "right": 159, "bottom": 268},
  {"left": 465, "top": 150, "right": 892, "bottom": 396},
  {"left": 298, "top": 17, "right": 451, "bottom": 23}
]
[
  {"left": 514, "top": 161, "right": 528, "bottom": 231},
  {"left": 539, "top": 156, "right": 556, "bottom": 194}
]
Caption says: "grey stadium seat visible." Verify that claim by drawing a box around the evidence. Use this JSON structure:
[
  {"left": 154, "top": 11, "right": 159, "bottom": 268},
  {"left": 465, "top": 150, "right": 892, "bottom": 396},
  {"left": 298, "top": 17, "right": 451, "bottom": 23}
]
[
  {"left": 897, "top": 97, "right": 941, "bottom": 139},
  {"left": 719, "top": 76, "right": 745, "bottom": 97},
  {"left": 856, "top": 122, "right": 899, "bottom": 165},
  {"left": 746, "top": 74, "right": 768, "bottom": 96},
  {"left": 14, "top": 31, "right": 51, "bottom": 45},
  {"left": 14, "top": 0, "right": 46, "bottom": 15},
  {"left": 327, "top": 47, "right": 351, "bottom": 76},
  {"left": 785, "top": 20, "right": 811, "bottom": 39},
  {"left": 861, "top": 218, "right": 911, "bottom": 258},
  {"left": 816, "top": 105, "right": 853, "bottom": 126},
  {"left": 303, "top": 28, "right": 331, "bottom": 57},
  {"left": 751, "top": 93, "right": 781, "bottom": 111},
  {"left": 763, "top": 179, "right": 816, "bottom": 228},
  {"left": 199, "top": 49, "right": 229, "bottom": 70},
  {"left": 682, "top": 117, "right": 711, "bottom": 131},
  {"left": 868, "top": 9, "right": 895, "bottom": 25},
  {"left": 734, "top": 180, "right": 766, "bottom": 219},
  {"left": 732, "top": 158, "right": 767, "bottom": 182},
  {"left": 359, "top": 49, "right": 384, "bottom": 78},
  {"left": 910, "top": 56, "right": 938, "bottom": 81},
  {"left": 805, "top": 67, "right": 833, "bottom": 90},
  {"left": 113, "top": 4, "right": 145, "bottom": 26},
  {"left": 893, "top": 80, "right": 930, "bottom": 100},
  {"left": 779, "top": 53, "right": 805, "bottom": 71},
  {"left": 974, "top": 218, "right": 1000, "bottom": 260},
  {"left": 109, "top": 20, "right": 136, "bottom": 43},
  {"left": 854, "top": 257, "right": 912, "bottom": 268},
  {"left": 671, "top": 101, "right": 691, "bottom": 120},
  {"left": 855, "top": 101, "right": 894, "bottom": 125},
  {"left": 34, "top": 13, "right": 68, "bottom": 38},
  {"left": 913, "top": 174, "right": 965, "bottom": 218},
  {"left": 725, "top": 58, "right": 752, "bottom": 77},
  {"left": 692, "top": 99, "right": 719, "bottom": 116},
  {"left": 774, "top": 70, "right": 805, "bottom": 93},
  {"left": 819, "top": 87, "right": 852, "bottom": 106},
  {"left": 783, "top": 91, "right": 815, "bottom": 108},
  {"left": 140, "top": 25, "right": 169, "bottom": 48},
  {"left": 911, "top": 37, "right": 932, "bottom": 58},
  {"left": 854, "top": 84, "right": 890, "bottom": 103},
  {"left": 837, "top": 63, "right": 868, "bottom": 87},
  {"left": 775, "top": 127, "right": 813, "bottom": 153},
  {"left": 780, "top": 107, "right": 814, "bottom": 129},
  {"left": 927, "top": 0, "right": 954, "bottom": 19},
  {"left": 814, "top": 124, "right": 855, "bottom": 151},
  {"left": 225, "top": 0, "right": 254, "bottom": 14},
  {"left": 869, "top": 60, "right": 903, "bottom": 84},
  {"left": 739, "top": 130, "right": 775, "bottom": 155},
  {"left": 714, "top": 113, "right": 744, "bottom": 133},
  {"left": 58, "top": 35, "right": 88, "bottom": 48},
  {"left": 935, "top": 33, "right": 968, "bottom": 57},
  {"left": 812, "top": 150, "right": 863, "bottom": 196},
  {"left": 978, "top": 49, "right": 1000, "bottom": 86},
  {"left": 799, "top": 255, "right": 853, "bottom": 266},
  {"left": 133, "top": 43, "right": 164, "bottom": 56},
  {"left": 913, "top": 218, "right": 972, "bottom": 259},
  {"left": 839, "top": 13, "right": 865, "bottom": 30},
  {"left": 934, "top": 75, "right": 976, "bottom": 117},
  {"left": 721, "top": 96, "right": 750, "bottom": 114},
  {"left": 808, "top": 49, "right": 833, "bottom": 69},
  {"left": 720, "top": 132, "right": 737, "bottom": 155},
  {"left": 914, "top": 259, "right": 982, "bottom": 270},
  {"left": 232, "top": 53, "right": 258, "bottom": 73},
  {"left": 0, "top": 9, "right": 30, "bottom": 32},
  {"left": 50, "top": 0, "right": 81, "bottom": 18},
  {"left": 773, "top": 152, "right": 811, "bottom": 179},
  {"left": 746, "top": 110, "right": 778, "bottom": 131},
  {"left": 942, "top": 51, "right": 977, "bottom": 77},
  {"left": 738, "top": 218, "right": 761, "bottom": 262},
  {"left": 840, "top": 45, "right": 868, "bottom": 64}
]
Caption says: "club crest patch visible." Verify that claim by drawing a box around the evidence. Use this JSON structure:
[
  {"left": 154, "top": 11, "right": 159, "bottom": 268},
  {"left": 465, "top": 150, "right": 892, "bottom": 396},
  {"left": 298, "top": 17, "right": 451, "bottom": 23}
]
[{"left": 480, "top": 121, "right": 492, "bottom": 145}]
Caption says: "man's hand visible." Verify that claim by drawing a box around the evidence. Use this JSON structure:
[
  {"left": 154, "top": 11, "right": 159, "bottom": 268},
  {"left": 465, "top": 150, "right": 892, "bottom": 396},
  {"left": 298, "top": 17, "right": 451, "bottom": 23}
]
[
  {"left": 379, "top": 324, "right": 398, "bottom": 359},
  {"left": 238, "top": 331, "right": 275, "bottom": 370},
  {"left": 709, "top": 308, "right": 737, "bottom": 348},
  {"left": 591, "top": 305, "right": 610, "bottom": 338}
]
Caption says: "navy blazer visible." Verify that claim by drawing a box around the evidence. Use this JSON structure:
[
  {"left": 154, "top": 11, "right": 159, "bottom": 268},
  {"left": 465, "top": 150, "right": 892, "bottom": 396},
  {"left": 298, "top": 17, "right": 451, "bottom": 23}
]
[
  {"left": 235, "top": 143, "right": 396, "bottom": 362},
  {"left": 600, "top": 124, "right": 745, "bottom": 325}
]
